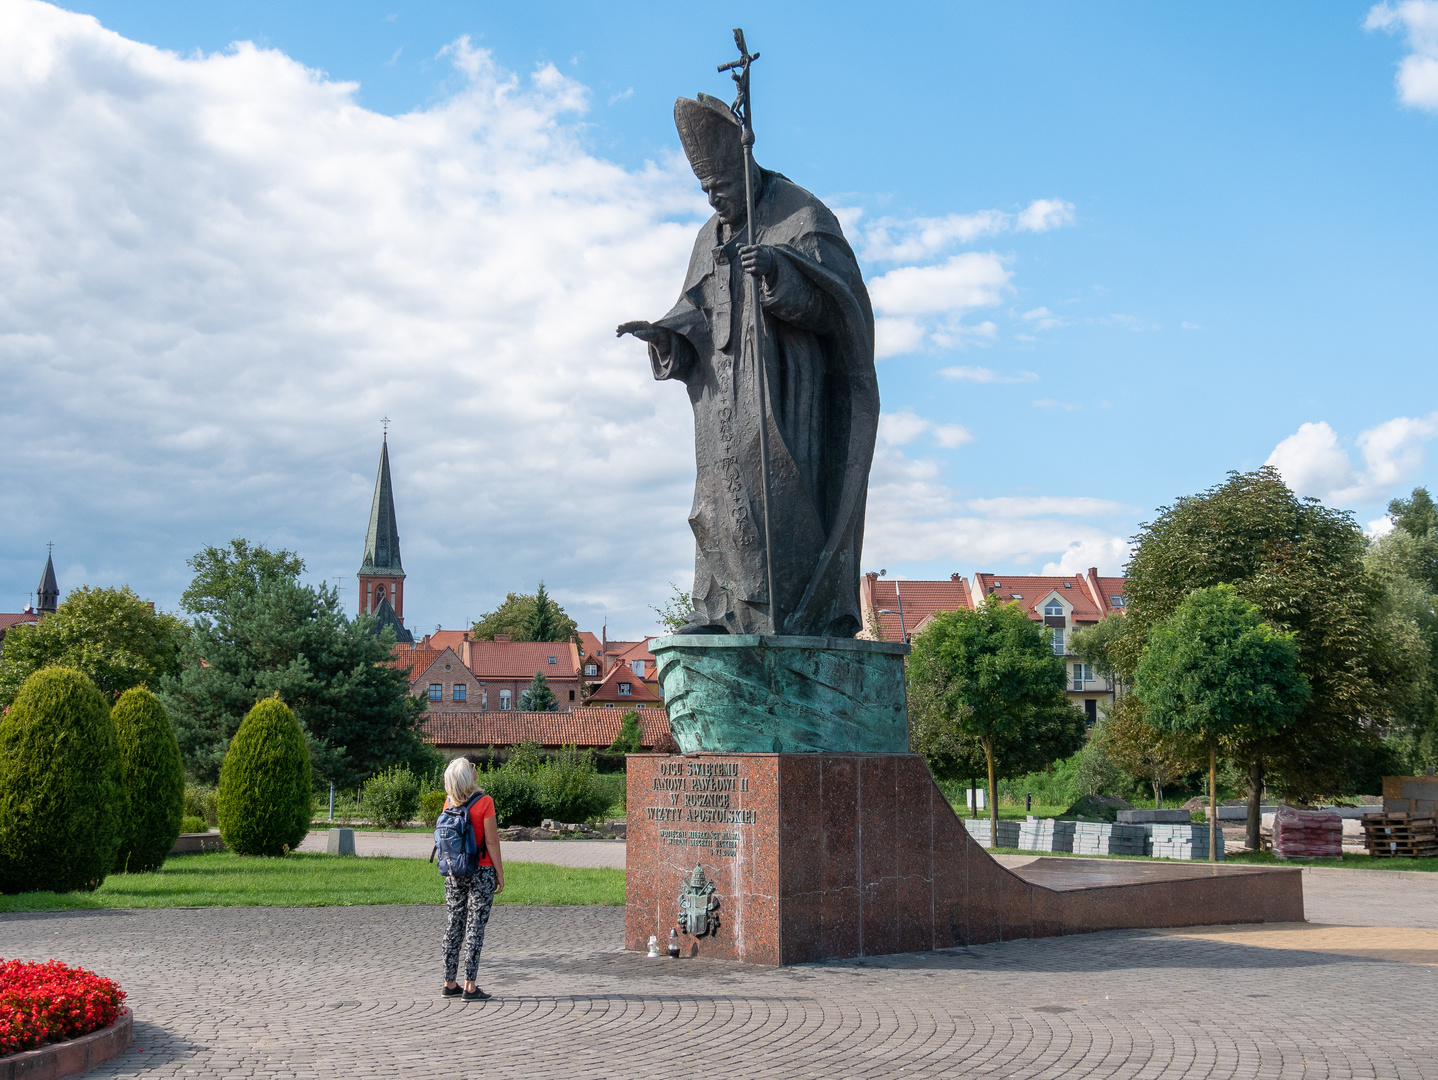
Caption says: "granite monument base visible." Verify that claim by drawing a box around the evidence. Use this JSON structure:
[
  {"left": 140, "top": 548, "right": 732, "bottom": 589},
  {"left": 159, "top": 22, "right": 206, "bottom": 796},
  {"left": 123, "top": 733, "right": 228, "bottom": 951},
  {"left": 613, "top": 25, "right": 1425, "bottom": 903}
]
[{"left": 625, "top": 752, "right": 1303, "bottom": 966}]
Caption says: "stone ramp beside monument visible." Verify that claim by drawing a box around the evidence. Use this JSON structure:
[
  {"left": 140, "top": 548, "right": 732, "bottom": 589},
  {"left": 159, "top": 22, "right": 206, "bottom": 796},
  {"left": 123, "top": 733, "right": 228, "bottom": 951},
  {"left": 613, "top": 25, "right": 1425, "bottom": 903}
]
[{"left": 626, "top": 752, "right": 1303, "bottom": 966}]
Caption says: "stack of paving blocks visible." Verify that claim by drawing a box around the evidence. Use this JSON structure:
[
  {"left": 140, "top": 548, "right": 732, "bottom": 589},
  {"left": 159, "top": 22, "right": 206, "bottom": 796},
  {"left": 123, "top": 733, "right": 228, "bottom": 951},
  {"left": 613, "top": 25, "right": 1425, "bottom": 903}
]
[
  {"left": 1018, "top": 817, "right": 1076, "bottom": 853},
  {"left": 1070, "top": 820, "right": 1147, "bottom": 856},
  {"left": 1383, "top": 775, "right": 1438, "bottom": 816},
  {"left": 961, "top": 818, "right": 1021, "bottom": 848},
  {"left": 1147, "top": 823, "right": 1224, "bottom": 860}
]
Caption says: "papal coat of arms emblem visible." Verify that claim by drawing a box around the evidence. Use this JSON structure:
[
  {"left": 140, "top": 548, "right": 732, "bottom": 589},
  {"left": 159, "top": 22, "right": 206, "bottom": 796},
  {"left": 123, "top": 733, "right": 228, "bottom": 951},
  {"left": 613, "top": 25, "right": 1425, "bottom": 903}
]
[{"left": 677, "top": 863, "right": 720, "bottom": 937}]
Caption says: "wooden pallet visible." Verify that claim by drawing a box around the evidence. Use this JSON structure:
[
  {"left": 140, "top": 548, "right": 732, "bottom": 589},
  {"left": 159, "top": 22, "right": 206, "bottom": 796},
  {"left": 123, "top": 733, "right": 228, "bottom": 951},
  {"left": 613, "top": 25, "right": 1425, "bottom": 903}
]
[{"left": 1362, "top": 813, "right": 1438, "bottom": 857}]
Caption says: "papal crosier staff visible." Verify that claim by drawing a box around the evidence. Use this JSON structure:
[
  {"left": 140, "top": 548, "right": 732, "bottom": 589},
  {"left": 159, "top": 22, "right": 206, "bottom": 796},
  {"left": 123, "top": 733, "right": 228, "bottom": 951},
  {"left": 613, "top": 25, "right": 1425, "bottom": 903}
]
[{"left": 618, "top": 47, "right": 878, "bottom": 639}]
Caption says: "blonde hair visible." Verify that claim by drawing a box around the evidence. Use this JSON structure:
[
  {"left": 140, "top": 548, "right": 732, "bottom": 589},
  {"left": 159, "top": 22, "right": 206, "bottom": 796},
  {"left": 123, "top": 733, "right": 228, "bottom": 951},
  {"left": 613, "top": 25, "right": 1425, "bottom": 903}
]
[{"left": 444, "top": 757, "right": 478, "bottom": 805}]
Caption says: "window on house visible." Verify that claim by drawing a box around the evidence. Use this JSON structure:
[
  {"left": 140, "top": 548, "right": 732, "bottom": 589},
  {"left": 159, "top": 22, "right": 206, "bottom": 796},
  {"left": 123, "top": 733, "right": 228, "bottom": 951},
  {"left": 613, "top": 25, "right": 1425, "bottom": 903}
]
[
  {"left": 1073, "top": 662, "right": 1091, "bottom": 689},
  {"left": 1044, "top": 600, "right": 1064, "bottom": 618},
  {"left": 499, "top": 690, "right": 511, "bottom": 711},
  {"left": 584, "top": 664, "right": 598, "bottom": 676},
  {"left": 618, "top": 682, "right": 632, "bottom": 696},
  {"left": 1085, "top": 699, "right": 1098, "bottom": 726},
  {"left": 480, "top": 688, "right": 487, "bottom": 710},
  {"left": 428, "top": 683, "right": 443, "bottom": 701},
  {"left": 1063, "top": 581, "right": 1072, "bottom": 589},
  {"left": 1050, "top": 630, "right": 1065, "bottom": 656},
  {"left": 1109, "top": 595, "right": 1126, "bottom": 608},
  {"left": 631, "top": 660, "right": 645, "bottom": 677},
  {"left": 1011, "top": 593, "right": 1023, "bottom": 600},
  {"left": 453, "top": 685, "right": 466, "bottom": 702},
  {"left": 568, "top": 690, "right": 575, "bottom": 701},
  {"left": 548, "top": 656, "right": 557, "bottom": 665}
]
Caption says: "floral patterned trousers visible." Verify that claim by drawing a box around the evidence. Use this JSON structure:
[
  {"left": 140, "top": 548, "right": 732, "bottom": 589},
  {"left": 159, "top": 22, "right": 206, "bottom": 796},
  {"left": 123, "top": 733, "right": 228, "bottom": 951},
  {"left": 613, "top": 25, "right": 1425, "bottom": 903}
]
[{"left": 442, "top": 867, "right": 497, "bottom": 983}]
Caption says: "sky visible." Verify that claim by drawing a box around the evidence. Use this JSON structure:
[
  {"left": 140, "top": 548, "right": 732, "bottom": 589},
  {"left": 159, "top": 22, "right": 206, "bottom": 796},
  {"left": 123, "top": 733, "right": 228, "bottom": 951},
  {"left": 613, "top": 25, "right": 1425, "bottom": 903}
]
[{"left": 0, "top": 1, "right": 1435, "bottom": 639}]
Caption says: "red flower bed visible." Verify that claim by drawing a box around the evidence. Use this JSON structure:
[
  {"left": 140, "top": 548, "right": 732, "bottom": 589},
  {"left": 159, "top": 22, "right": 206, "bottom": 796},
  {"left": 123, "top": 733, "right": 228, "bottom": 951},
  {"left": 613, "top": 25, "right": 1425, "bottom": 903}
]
[{"left": 0, "top": 959, "right": 126, "bottom": 1056}]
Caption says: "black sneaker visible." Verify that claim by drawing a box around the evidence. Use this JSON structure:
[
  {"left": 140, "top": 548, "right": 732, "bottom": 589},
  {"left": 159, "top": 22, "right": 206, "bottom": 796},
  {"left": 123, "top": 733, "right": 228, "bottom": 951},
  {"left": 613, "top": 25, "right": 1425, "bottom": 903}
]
[
  {"left": 461, "top": 987, "right": 491, "bottom": 1002},
  {"left": 442, "top": 984, "right": 463, "bottom": 997}
]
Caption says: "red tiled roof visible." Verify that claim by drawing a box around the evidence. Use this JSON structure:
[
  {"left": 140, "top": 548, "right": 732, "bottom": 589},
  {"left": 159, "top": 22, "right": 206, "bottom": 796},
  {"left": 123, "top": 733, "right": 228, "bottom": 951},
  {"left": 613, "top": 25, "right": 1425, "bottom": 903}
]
[
  {"left": 389, "top": 644, "right": 442, "bottom": 678},
  {"left": 866, "top": 577, "right": 971, "bottom": 642},
  {"left": 971, "top": 573, "right": 1109, "bottom": 623},
  {"left": 465, "top": 640, "right": 581, "bottom": 679},
  {"left": 576, "top": 631, "right": 603, "bottom": 659},
  {"left": 427, "top": 630, "right": 471, "bottom": 653},
  {"left": 585, "top": 656, "right": 662, "bottom": 704},
  {"left": 0, "top": 613, "right": 39, "bottom": 633},
  {"left": 421, "top": 707, "right": 671, "bottom": 749}
]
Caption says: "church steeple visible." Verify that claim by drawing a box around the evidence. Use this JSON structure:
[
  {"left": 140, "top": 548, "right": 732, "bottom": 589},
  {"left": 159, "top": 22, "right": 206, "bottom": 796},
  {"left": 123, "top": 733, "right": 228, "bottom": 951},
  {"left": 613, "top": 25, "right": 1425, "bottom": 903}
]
[
  {"left": 36, "top": 544, "right": 59, "bottom": 615},
  {"left": 357, "top": 430, "right": 411, "bottom": 642},
  {"left": 360, "top": 435, "right": 404, "bottom": 577}
]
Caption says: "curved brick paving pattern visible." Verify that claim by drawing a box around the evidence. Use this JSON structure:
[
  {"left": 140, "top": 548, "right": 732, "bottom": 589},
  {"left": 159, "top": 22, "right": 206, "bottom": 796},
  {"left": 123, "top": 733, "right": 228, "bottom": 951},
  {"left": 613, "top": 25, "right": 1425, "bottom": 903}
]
[{"left": 4, "top": 905, "right": 1437, "bottom": 1078}]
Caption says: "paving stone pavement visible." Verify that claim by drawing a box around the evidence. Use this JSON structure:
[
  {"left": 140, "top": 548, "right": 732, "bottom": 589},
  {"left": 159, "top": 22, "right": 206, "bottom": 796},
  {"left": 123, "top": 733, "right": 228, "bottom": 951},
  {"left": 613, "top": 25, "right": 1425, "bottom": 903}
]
[{"left": 6, "top": 903, "right": 1438, "bottom": 1079}]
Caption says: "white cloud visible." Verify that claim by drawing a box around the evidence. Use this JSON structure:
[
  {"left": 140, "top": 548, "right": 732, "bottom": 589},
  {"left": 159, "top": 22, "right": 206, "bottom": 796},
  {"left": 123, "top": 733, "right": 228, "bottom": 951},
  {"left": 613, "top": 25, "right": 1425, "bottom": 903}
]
[
  {"left": 1015, "top": 198, "right": 1076, "bottom": 233},
  {"left": 932, "top": 424, "right": 975, "bottom": 449},
  {"left": 861, "top": 199, "right": 1076, "bottom": 263},
  {"left": 940, "top": 365, "right": 1038, "bottom": 384},
  {"left": 0, "top": 2, "right": 705, "bottom": 634},
  {"left": 862, "top": 447, "right": 1131, "bottom": 574},
  {"left": 1032, "top": 399, "right": 1081, "bottom": 411},
  {"left": 868, "top": 253, "right": 1011, "bottom": 316},
  {"left": 1367, "top": 1, "right": 1438, "bottom": 111},
  {"left": 878, "top": 410, "right": 973, "bottom": 449},
  {"left": 1265, "top": 414, "right": 1438, "bottom": 505},
  {"left": 1040, "top": 537, "right": 1134, "bottom": 577}
]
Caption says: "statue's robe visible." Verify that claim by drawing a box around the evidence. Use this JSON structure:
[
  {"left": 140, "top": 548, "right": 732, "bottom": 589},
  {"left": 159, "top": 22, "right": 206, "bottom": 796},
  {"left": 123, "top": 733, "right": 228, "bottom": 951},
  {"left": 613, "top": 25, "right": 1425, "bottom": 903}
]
[{"left": 648, "top": 173, "right": 877, "bottom": 637}]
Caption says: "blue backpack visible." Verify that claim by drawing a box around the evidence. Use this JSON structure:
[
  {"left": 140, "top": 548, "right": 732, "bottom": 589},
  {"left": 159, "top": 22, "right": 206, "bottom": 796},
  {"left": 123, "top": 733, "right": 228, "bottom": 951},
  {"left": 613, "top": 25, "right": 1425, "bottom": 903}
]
[{"left": 433, "top": 793, "right": 485, "bottom": 876}]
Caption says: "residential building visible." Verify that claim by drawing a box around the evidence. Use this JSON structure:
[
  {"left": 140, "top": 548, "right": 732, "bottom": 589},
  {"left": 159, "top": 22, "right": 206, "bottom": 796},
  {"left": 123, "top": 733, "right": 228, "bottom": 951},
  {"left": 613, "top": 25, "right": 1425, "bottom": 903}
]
[
  {"left": 584, "top": 651, "right": 663, "bottom": 708},
  {"left": 969, "top": 568, "right": 1127, "bottom": 724},
  {"left": 859, "top": 567, "right": 1128, "bottom": 725},
  {"left": 391, "top": 633, "right": 584, "bottom": 711}
]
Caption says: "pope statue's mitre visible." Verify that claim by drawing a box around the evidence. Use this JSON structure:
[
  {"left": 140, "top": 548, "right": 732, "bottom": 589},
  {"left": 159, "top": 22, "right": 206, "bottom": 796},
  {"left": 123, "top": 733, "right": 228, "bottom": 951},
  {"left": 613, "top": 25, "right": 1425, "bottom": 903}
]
[{"left": 674, "top": 94, "right": 745, "bottom": 180}]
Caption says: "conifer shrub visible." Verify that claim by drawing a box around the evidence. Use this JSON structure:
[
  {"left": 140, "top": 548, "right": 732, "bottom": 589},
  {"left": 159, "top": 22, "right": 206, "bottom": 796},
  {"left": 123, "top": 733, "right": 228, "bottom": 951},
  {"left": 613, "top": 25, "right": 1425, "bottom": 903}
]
[
  {"left": 217, "top": 697, "right": 312, "bottom": 856},
  {"left": 111, "top": 687, "right": 185, "bottom": 873},
  {"left": 180, "top": 815, "right": 207, "bottom": 834},
  {"left": 0, "top": 667, "right": 126, "bottom": 893}
]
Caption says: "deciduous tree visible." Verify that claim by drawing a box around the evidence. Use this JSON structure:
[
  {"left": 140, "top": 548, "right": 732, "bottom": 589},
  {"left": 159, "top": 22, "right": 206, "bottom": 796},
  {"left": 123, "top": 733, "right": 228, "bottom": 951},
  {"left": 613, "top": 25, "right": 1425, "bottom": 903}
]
[
  {"left": 0, "top": 586, "right": 186, "bottom": 707},
  {"left": 1134, "top": 585, "right": 1310, "bottom": 860},
  {"left": 908, "top": 598, "right": 1084, "bottom": 847},
  {"left": 472, "top": 588, "right": 578, "bottom": 643},
  {"left": 180, "top": 539, "right": 305, "bottom": 617}
]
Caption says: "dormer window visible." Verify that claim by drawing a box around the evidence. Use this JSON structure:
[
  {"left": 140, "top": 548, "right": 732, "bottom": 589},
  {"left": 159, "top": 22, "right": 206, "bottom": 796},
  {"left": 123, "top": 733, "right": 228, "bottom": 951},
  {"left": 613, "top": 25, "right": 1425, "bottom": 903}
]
[
  {"left": 1044, "top": 600, "right": 1065, "bottom": 618},
  {"left": 631, "top": 660, "right": 646, "bottom": 677},
  {"left": 584, "top": 663, "right": 598, "bottom": 677},
  {"left": 618, "top": 682, "right": 632, "bottom": 696}
]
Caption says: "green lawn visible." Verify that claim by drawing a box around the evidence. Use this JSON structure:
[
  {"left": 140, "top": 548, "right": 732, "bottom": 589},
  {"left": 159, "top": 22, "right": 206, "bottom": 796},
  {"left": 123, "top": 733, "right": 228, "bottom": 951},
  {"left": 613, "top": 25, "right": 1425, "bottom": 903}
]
[{"left": 0, "top": 853, "right": 626, "bottom": 912}]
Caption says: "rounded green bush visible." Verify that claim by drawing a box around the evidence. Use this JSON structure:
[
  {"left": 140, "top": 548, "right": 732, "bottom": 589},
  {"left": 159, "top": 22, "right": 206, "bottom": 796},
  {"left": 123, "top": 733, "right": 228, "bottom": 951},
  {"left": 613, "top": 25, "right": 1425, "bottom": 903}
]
[
  {"left": 0, "top": 667, "right": 126, "bottom": 893},
  {"left": 111, "top": 687, "right": 185, "bottom": 873},
  {"left": 419, "top": 789, "right": 447, "bottom": 828},
  {"left": 217, "top": 697, "right": 312, "bottom": 856},
  {"left": 535, "top": 747, "right": 611, "bottom": 824},
  {"left": 363, "top": 765, "right": 420, "bottom": 829},
  {"left": 179, "top": 814, "right": 207, "bottom": 834},
  {"left": 484, "top": 767, "right": 543, "bottom": 828}
]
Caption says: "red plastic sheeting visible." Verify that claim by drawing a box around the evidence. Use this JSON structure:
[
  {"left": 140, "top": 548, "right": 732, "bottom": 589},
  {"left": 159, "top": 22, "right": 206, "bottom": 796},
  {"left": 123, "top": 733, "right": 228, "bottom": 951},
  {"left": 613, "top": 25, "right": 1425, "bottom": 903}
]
[{"left": 1272, "top": 805, "right": 1342, "bottom": 858}]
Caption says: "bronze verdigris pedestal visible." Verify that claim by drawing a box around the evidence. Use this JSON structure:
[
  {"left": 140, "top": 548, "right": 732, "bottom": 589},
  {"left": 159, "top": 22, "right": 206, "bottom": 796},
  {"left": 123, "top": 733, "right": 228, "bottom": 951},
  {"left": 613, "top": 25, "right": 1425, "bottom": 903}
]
[{"left": 624, "top": 752, "right": 1305, "bottom": 966}]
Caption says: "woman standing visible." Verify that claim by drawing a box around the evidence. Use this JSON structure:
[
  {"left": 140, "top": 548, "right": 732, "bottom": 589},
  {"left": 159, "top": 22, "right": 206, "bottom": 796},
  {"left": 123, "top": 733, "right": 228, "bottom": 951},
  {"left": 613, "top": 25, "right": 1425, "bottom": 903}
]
[{"left": 439, "top": 756, "right": 503, "bottom": 1001}]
